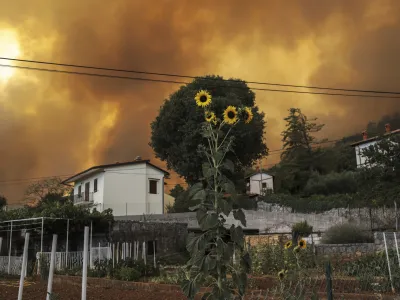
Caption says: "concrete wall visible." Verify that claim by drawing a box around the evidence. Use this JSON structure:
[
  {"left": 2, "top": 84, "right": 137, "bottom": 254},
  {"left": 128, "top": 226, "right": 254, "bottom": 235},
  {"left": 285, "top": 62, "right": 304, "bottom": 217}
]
[
  {"left": 116, "top": 209, "right": 346, "bottom": 232},
  {"left": 103, "top": 163, "right": 165, "bottom": 216},
  {"left": 315, "top": 243, "right": 376, "bottom": 257}
]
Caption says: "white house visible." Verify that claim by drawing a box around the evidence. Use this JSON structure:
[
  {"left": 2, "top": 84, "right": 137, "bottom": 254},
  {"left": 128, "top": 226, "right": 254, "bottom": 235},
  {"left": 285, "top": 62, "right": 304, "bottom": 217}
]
[
  {"left": 62, "top": 157, "right": 169, "bottom": 216},
  {"left": 245, "top": 172, "right": 274, "bottom": 196},
  {"left": 351, "top": 124, "right": 400, "bottom": 168}
]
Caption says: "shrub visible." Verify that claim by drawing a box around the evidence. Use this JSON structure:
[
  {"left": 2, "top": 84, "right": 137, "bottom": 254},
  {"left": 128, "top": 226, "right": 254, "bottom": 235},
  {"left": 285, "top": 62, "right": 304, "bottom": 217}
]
[
  {"left": 157, "top": 252, "right": 189, "bottom": 266},
  {"left": 303, "top": 171, "right": 359, "bottom": 196},
  {"left": 292, "top": 221, "right": 313, "bottom": 238},
  {"left": 321, "top": 223, "right": 373, "bottom": 244},
  {"left": 115, "top": 267, "right": 141, "bottom": 281}
]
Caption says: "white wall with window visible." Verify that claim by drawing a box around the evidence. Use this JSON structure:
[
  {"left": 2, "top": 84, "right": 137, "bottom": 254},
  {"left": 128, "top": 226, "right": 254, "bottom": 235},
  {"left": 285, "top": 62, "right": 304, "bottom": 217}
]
[
  {"left": 246, "top": 173, "right": 274, "bottom": 195},
  {"left": 64, "top": 160, "right": 168, "bottom": 216}
]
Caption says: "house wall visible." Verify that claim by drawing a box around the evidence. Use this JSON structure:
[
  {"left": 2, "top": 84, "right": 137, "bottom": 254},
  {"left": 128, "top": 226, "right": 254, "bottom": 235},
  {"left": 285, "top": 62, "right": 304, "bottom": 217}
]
[
  {"left": 73, "top": 173, "right": 105, "bottom": 210},
  {"left": 354, "top": 140, "right": 377, "bottom": 168},
  {"left": 248, "top": 173, "right": 274, "bottom": 195},
  {"left": 102, "top": 163, "right": 165, "bottom": 216}
]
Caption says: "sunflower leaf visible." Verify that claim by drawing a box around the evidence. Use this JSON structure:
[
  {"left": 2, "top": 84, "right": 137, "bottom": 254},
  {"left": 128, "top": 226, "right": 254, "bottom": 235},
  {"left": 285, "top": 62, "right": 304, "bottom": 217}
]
[
  {"left": 230, "top": 224, "right": 244, "bottom": 244},
  {"left": 189, "top": 182, "right": 203, "bottom": 198},
  {"left": 233, "top": 208, "right": 246, "bottom": 227},
  {"left": 223, "top": 159, "right": 234, "bottom": 173},
  {"left": 197, "top": 209, "right": 219, "bottom": 230},
  {"left": 202, "top": 163, "right": 214, "bottom": 179},
  {"left": 217, "top": 197, "right": 232, "bottom": 216}
]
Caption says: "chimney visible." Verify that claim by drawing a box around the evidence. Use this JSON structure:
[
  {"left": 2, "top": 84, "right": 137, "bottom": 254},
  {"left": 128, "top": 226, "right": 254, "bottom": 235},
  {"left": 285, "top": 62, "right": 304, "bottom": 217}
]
[
  {"left": 362, "top": 131, "right": 368, "bottom": 140},
  {"left": 135, "top": 156, "right": 142, "bottom": 161},
  {"left": 255, "top": 166, "right": 260, "bottom": 172},
  {"left": 385, "top": 123, "right": 391, "bottom": 133}
]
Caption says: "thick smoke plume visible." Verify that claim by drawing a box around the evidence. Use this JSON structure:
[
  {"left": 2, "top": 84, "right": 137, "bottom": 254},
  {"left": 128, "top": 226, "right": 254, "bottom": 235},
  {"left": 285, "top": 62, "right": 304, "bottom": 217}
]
[{"left": 1, "top": 0, "right": 400, "bottom": 202}]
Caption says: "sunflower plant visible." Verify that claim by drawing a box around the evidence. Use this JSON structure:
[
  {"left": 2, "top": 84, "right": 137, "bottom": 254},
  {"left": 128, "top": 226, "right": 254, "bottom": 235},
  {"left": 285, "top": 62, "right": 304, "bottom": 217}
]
[
  {"left": 276, "top": 238, "right": 319, "bottom": 300},
  {"left": 181, "top": 90, "right": 254, "bottom": 300}
]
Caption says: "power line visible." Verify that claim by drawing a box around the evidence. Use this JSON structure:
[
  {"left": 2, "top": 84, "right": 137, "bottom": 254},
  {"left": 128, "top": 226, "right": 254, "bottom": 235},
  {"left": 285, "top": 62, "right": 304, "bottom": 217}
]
[
  {"left": 0, "top": 139, "right": 349, "bottom": 185},
  {"left": 2, "top": 63, "right": 400, "bottom": 99},
  {"left": 2, "top": 57, "right": 400, "bottom": 95}
]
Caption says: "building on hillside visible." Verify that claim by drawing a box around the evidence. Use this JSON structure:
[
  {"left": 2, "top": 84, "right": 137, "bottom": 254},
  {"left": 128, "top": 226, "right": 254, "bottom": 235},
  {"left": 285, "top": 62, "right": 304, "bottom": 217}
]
[
  {"left": 62, "top": 157, "right": 169, "bottom": 216},
  {"left": 350, "top": 123, "right": 400, "bottom": 168},
  {"left": 245, "top": 171, "right": 274, "bottom": 196}
]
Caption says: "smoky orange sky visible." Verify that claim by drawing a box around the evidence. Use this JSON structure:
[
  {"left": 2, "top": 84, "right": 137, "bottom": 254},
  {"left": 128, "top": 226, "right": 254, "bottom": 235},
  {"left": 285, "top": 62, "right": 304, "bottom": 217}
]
[{"left": 1, "top": 0, "right": 400, "bottom": 203}]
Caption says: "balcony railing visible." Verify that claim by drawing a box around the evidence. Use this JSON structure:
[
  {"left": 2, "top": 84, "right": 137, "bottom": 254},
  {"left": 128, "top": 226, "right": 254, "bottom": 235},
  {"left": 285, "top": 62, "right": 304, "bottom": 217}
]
[{"left": 73, "top": 192, "right": 94, "bottom": 204}]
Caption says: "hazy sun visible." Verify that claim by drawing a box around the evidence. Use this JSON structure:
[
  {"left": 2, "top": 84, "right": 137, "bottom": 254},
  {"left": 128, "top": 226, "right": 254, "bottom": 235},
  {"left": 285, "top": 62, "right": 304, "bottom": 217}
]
[{"left": 0, "top": 29, "right": 21, "bottom": 81}]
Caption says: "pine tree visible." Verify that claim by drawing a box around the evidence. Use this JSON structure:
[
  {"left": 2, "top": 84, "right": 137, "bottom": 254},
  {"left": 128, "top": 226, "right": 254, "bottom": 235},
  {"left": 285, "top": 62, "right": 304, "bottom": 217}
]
[{"left": 281, "top": 108, "right": 324, "bottom": 170}]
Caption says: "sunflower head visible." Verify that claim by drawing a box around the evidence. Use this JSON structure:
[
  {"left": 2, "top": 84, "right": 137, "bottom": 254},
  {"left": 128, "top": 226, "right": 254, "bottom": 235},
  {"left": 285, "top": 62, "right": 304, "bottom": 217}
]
[
  {"left": 205, "top": 111, "right": 217, "bottom": 124},
  {"left": 278, "top": 270, "right": 285, "bottom": 281},
  {"left": 298, "top": 239, "right": 307, "bottom": 249},
  {"left": 242, "top": 107, "right": 253, "bottom": 124},
  {"left": 223, "top": 106, "right": 238, "bottom": 125},
  {"left": 284, "top": 240, "right": 293, "bottom": 250},
  {"left": 195, "top": 90, "right": 212, "bottom": 107}
]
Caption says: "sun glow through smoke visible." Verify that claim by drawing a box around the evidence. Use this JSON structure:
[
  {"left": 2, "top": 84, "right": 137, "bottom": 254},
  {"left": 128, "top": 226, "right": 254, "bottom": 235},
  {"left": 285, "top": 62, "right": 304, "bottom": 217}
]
[{"left": 0, "top": 29, "right": 21, "bottom": 81}]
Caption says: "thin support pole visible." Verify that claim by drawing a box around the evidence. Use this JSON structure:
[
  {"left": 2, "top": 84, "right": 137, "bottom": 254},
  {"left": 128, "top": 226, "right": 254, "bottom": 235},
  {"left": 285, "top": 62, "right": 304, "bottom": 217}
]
[
  {"left": 394, "top": 232, "right": 400, "bottom": 268},
  {"left": 40, "top": 217, "right": 44, "bottom": 253},
  {"left": 89, "top": 222, "right": 93, "bottom": 269},
  {"left": 112, "top": 243, "right": 115, "bottom": 268},
  {"left": 46, "top": 235, "right": 58, "bottom": 300},
  {"left": 116, "top": 242, "right": 119, "bottom": 264},
  {"left": 383, "top": 232, "right": 395, "bottom": 293},
  {"left": 395, "top": 201, "right": 398, "bottom": 232},
  {"left": 82, "top": 226, "right": 89, "bottom": 300},
  {"left": 17, "top": 232, "right": 30, "bottom": 300},
  {"left": 66, "top": 219, "right": 69, "bottom": 269},
  {"left": 153, "top": 241, "right": 156, "bottom": 268},
  {"left": 8, "top": 221, "right": 13, "bottom": 274},
  {"left": 98, "top": 243, "right": 101, "bottom": 262},
  {"left": 0, "top": 237, "right": 2, "bottom": 255}
]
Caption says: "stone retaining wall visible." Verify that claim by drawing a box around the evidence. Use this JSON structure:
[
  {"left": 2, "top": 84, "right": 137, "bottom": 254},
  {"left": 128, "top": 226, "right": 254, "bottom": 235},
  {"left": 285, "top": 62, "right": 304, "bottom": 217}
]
[{"left": 314, "top": 243, "right": 376, "bottom": 256}]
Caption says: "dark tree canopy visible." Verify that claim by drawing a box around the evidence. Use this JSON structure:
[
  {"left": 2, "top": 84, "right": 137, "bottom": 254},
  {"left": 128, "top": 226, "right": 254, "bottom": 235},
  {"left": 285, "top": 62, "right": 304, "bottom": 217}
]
[
  {"left": 150, "top": 75, "right": 268, "bottom": 184},
  {"left": 0, "top": 195, "right": 7, "bottom": 208}
]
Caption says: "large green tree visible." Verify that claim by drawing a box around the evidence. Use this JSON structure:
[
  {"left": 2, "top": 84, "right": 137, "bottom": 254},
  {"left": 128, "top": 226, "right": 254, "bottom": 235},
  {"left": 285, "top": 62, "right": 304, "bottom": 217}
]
[{"left": 150, "top": 76, "right": 268, "bottom": 184}]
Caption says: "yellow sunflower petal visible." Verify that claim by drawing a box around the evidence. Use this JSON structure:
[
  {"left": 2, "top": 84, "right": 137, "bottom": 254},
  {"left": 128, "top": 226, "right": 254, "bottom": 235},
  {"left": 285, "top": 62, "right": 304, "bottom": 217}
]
[
  {"left": 205, "top": 111, "right": 216, "bottom": 123},
  {"left": 244, "top": 107, "right": 253, "bottom": 124},
  {"left": 195, "top": 90, "right": 212, "bottom": 107},
  {"left": 223, "top": 105, "right": 238, "bottom": 125},
  {"left": 298, "top": 239, "right": 307, "bottom": 249}
]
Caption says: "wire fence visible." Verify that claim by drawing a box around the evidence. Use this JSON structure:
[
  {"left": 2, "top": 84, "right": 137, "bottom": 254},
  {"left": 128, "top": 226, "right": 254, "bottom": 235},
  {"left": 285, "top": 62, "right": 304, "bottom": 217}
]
[{"left": 1, "top": 229, "right": 400, "bottom": 299}]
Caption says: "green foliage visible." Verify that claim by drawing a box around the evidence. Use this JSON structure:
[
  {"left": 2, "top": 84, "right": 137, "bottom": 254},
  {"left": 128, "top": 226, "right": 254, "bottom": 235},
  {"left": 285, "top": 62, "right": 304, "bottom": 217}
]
[
  {"left": 343, "top": 250, "right": 400, "bottom": 292},
  {"left": 115, "top": 267, "right": 141, "bottom": 281},
  {"left": 303, "top": 171, "right": 359, "bottom": 196},
  {"left": 292, "top": 221, "right": 313, "bottom": 238},
  {"left": 149, "top": 76, "right": 268, "bottom": 184},
  {"left": 157, "top": 252, "right": 190, "bottom": 266},
  {"left": 321, "top": 223, "right": 373, "bottom": 244},
  {"left": 169, "top": 184, "right": 186, "bottom": 199},
  {"left": 0, "top": 195, "right": 7, "bottom": 208},
  {"left": 0, "top": 191, "right": 114, "bottom": 238}
]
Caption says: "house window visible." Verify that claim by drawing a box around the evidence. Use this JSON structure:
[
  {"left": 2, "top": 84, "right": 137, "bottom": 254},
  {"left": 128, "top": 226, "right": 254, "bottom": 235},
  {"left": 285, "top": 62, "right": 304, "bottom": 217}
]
[
  {"left": 147, "top": 240, "right": 158, "bottom": 255},
  {"left": 94, "top": 179, "right": 98, "bottom": 192},
  {"left": 262, "top": 182, "right": 267, "bottom": 189},
  {"left": 149, "top": 180, "right": 158, "bottom": 194},
  {"left": 78, "top": 185, "right": 82, "bottom": 197}
]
